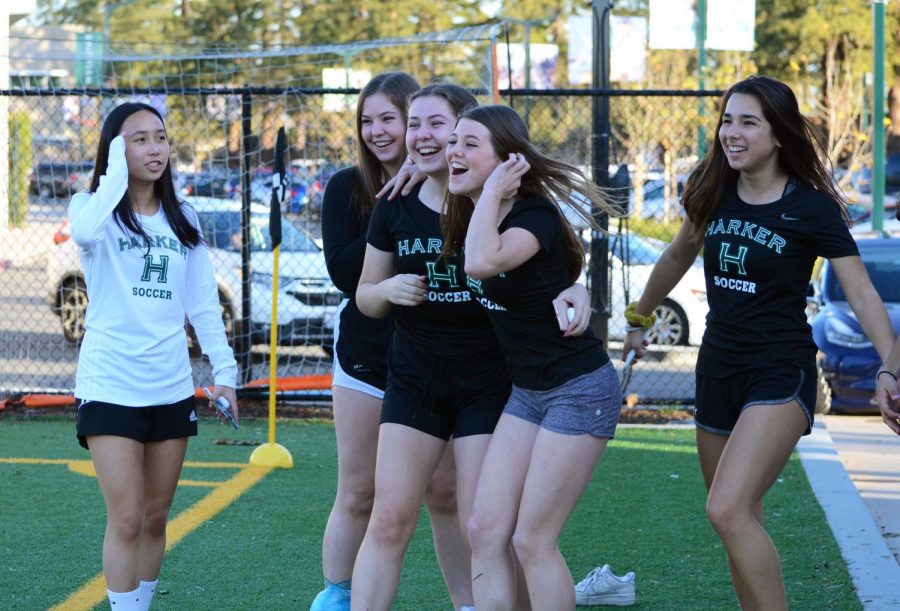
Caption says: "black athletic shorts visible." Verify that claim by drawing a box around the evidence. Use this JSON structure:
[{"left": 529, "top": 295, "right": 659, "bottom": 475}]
[
  {"left": 694, "top": 364, "right": 816, "bottom": 436},
  {"left": 381, "top": 336, "right": 511, "bottom": 440},
  {"left": 75, "top": 396, "right": 198, "bottom": 449}
]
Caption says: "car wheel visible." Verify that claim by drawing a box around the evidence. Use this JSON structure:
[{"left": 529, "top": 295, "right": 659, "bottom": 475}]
[
  {"left": 59, "top": 278, "right": 88, "bottom": 344},
  {"left": 187, "top": 291, "right": 234, "bottom": 356},
  {"left": 815, "top": 367, "right": 832, "bottom": 414},
  {"left": 646, "top": 299, "right": 689, "bottom": 346}
]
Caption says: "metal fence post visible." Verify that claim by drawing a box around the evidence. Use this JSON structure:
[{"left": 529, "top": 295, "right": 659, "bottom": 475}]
[
  {"left": 239, "top": 90, "right": 254, "bottom": 383},
  {"left": 590, "top": 1, "right": 612, "bottom": 344}
]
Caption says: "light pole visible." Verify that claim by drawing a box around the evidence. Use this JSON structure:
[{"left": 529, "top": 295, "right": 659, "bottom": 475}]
[
  {"left": 872, "top": 0, "right": 885, "bottom": 232},
  {"left": 696, "top": 0, "right": 708, "bottom": 159}
]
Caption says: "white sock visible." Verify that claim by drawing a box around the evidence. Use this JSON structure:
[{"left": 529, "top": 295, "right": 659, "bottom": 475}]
[
  {"left": 459, "top": 606, "right": 475, "bottom": 611},
  {"left": 107, "top": 586, "right": 141, "bottom": 611},
  {"left": 138, "top": 580, "right": 158, "bottom": 611}
]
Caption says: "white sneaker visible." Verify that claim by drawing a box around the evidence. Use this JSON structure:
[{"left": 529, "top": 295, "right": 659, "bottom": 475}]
[{"left": 574, "top": 564, "right": 636, "bottom": 606}]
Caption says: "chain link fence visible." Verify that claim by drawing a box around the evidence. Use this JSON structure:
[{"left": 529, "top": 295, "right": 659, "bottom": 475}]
[{"left": 0, "top": 60, "right": 721, "bottom": 405}]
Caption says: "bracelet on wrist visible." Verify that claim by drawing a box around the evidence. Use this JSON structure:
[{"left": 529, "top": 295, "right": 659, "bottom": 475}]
[
  {"left": 877, "top": 370, "right": 898, "bottom": 383},
  {"left": 625, "top": 324, "right": 646, "bottom": 333},
  {"left": 624, "top": 302, "right": 656, "bottom": 329}
]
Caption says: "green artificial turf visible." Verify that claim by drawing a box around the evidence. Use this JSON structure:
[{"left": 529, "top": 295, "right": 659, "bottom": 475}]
[{"left": 0, "top": 415, "right": 860, "bottom": 610}]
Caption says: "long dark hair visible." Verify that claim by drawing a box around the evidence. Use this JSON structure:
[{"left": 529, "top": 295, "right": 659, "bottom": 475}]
[
  {"left": 90, "top": 102, "right": 202, "bottom": 248},
  {"left": 444, "top": 105, "right": 619, "bottom": 284},
  {"left": 353, "top": 72, "right": 420, "bottom": 216},
  {"left": 682, "top": 75, "right": 848, "bottom": 244}
]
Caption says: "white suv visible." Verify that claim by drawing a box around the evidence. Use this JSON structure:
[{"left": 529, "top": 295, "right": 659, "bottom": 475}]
[
  {"left": 605, "top": 233, "right": 708, "bottom": 346},
  {"left": 46, "top": 196, "right": 340, "bottom": 352}
]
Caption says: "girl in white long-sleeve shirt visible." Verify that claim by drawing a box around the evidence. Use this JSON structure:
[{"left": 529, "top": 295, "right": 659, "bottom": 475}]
[{"left": 70, "top": 102, "right": 238, "bottom": 611}]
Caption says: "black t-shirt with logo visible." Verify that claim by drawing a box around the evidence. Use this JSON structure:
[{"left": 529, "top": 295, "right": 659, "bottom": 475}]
[
  {"left": 698, "top": 181, "right": 858, "bottom": 377},
  {"left": 321, "top": 166, "right": 395, "bottom": 388},
  {"left": 470, "top": 196, "right": 608, "bottom": 390},
  {"left": 367, "top": 185, "right": 500, "bottom": 359}
]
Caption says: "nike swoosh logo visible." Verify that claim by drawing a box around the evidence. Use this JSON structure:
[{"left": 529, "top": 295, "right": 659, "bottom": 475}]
[{"left": 781, "top": 213, "right": 801, "bottom": 221}]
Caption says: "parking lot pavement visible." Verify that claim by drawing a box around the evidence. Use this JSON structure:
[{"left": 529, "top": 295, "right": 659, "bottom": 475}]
[{"left": 797, "top": 417, "right": 900, "bottom": 610}]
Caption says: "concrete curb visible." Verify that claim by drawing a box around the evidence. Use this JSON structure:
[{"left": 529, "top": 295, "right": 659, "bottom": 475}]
[{"left": 796, "top": 420, "right": 900, "bottom": 610}]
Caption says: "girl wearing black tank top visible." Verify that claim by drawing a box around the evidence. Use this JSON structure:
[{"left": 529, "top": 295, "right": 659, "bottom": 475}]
[{"left": 626, "top": 76, "right": 894, "bottom": 609}]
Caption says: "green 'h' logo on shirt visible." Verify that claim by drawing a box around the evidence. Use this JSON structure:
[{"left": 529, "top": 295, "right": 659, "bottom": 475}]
[
  {"left": 425, "top": 260, "right": 459, "bottom": 288},
  {"left": 718, "top": 242, "right": 748, "bottom": 275},
  {"left": 141, "top": 254, "right": 170, "bottom": 283}
]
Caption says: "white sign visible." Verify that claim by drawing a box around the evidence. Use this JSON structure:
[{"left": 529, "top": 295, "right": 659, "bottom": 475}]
[
  {"left": 496, "top": 43, "right": 558, "bottom": 90},
  {"left": 567, "top": 13, "right": 592, "bottom": 86},
  {"left": 322, "top": 68, "right": 371, "bottom": 112},
  {"left": 649, "top": 0, "right": 756, "bottom": 51},
  {"left": 707, "top": 0, "right": 755, "bottom": 51},
  {"left": 611, "top": 16, "right": 647, "bottom": 83},
  {"left": 648, "top": 0, "right": 695, "bottom": 50}
]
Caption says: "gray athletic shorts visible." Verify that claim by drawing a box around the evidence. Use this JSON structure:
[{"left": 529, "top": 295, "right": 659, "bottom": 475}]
[{"left": 504, "top": 362, "right": 622, "bottom": 438}]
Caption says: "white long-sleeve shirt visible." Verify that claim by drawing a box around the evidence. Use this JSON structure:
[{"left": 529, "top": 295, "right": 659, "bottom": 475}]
[{"left": 69, "top": 135, "right": 237, "bottom": 406}]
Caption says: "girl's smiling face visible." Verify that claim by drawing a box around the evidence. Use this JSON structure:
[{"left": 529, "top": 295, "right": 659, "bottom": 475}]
[
  {"left": 446, "top": 117, "right": 501, "bottom": 199},
  {"left": 719, "top": 92, "right": 781, "bottom": 176},
  {"left": 120, "top": 110, "right": 169, "bottom": 184},
  {"left": 406, "top": 95, "right": 456, "bottom": 177},
  {"left": 360, "top": 92, "right": 407, "bottom": 172}
]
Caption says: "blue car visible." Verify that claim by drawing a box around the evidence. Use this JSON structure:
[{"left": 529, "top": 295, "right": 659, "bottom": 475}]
[{"left": 810, "top": 236, "right": 900, "bottom": 413}]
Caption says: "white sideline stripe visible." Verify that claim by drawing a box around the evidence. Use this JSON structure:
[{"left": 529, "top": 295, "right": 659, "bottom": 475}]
[{"left": 797, "top": 421, "right": 900, "bottom": 610}]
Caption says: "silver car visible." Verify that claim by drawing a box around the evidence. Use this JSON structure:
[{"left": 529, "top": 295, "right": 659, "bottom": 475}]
[{"left": 46, "top": 196, "right": 340, "bottom": 352}]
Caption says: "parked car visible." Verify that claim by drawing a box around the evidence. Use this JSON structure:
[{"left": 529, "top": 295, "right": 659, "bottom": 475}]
[
  {"left": 850, "top": 215, "right": 900, "bottom": 237},
  {"left": 305, "top": 163, "right": 340, "bottom": 214},
  {"left": 605, "top": 233, "right": 708, "bottom": 346},
  {"left": 29, "top": 160, "right": 94, "bottom": 198},
  {"left": 632, "top": 176, "right": 687, "bottom": 221},
  {"left": 809, "top": 236, "right": 900, "bottom": 413},
  {"left": 887, "top": 153, "right": 900, "bottom": 192},
  {"left": 249, "top": 171, "right": 310, "bottom": 214},
  {"left": 46, "top": 196, "right": 340, "bottom": 352},
  {"left": 837, "top": 154, "right": 900, "bottom": 196},
  {"left": 177, "top": 170, "right": 237, "bottom": 198}
]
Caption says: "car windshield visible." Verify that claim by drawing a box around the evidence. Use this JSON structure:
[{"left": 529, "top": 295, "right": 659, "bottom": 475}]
[
  {"left": 827, "top": 247, "right": 900, "bottom": 303},
  {"left": 197, "top": 211, "right": 319, "bottom": 253}
]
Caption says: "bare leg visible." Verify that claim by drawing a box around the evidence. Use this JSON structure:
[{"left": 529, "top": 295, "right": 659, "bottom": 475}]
[
  {"left": 321, "top": 386, "right": 382, "bottom": 583},
  {"left": 88, "top": 435, "right": 146, "bottom": 592},
  {"left": 512, "top": 429, "right": 608, "bottom": 610},
  {"left": 424, "top": 440, "right": 475, "bottom": 609},
  {"left": 136, "top": 437, "right": 188, "bottom": 581},
  {"left": 350, "top": 424, "right": 447, "bottom": 611},
  {"left": 704, "top": 402, "right": 807, "bottom": 611},
  {"left": 450, "top": 433, "right": 493, "bottom": 608},
  {"left": 696, "top": 427, "right": 762, "bottom": 607},
  {"left": 468, "top": 415, "right": 538, "bottom": 611}
]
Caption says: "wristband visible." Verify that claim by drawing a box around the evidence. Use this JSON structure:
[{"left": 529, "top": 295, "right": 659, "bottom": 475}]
[
  {"left": 877, "top": 370, "right": 898, "bottom": 383},
  {"left": 624, "top": 302, "right": 656, "bottom": 328},
  {"left": 625, "top": 324, "right": 646, "bottom": 333}
]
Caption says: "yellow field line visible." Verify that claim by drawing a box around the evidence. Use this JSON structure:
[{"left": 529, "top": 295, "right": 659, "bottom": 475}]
[
  {"left": 0, "top": 457, "right": 246, "bottom": 469},
  {"left": 0, "top": 457, "right": 78, "bottom": 465},
  {"left": 43, "top": 463, "right": 273, "bottom": 611}
]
